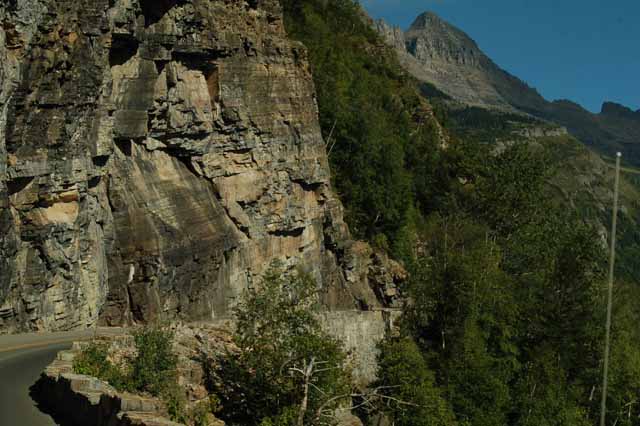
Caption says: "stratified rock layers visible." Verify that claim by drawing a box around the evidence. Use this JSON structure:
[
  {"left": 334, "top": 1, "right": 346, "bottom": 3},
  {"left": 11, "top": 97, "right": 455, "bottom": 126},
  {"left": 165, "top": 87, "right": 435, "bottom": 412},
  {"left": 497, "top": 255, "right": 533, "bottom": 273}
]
[{"left": 0, "top": 0, "right": 400, "bottom": 333}]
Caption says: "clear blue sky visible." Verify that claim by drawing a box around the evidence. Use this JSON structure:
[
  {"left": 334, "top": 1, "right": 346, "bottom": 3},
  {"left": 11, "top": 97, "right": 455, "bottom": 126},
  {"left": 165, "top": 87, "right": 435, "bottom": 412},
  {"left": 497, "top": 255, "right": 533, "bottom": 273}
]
[{"left": 361, "top": 0, "right": 639, "bottom": 113}]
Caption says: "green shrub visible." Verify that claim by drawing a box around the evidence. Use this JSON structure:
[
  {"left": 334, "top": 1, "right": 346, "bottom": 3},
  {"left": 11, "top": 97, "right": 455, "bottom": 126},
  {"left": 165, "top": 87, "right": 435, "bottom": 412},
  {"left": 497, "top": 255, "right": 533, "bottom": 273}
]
[
  {"left": 73, "top": 327, "right": 188, "bottom": 423},
  {"left": 130, "top": 327, "right": 178, "bottom": 396},
  {"left": 376, "top": 338, "right": 457, "bottom": 426},
  {"left": 190, "top": 398, "right": 218, "bottom": 426},
  {"left": 259, "top": 406, "right": 298, "bottom": 426},
  {"left": 73, "top": 342, "right": 131, "bottom": 391},
  {"left": 162, "top": 381, "right": 188, "bottom": 424},
  {"left": 212, "top": 264, "right": 352, "bottom": 426},
  {"left": 73, "top": 342, "right": 110, "bottom": 377}
]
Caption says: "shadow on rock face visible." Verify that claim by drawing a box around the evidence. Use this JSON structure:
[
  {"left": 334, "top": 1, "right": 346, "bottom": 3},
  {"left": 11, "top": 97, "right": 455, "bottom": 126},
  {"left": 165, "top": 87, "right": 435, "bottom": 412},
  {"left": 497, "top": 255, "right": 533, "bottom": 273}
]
[
  {"left": 109, "top": 35, "right": 139, "bottom": 67},
  {"left": 29, "top": 376, "right": 70, "bottom": 426},
  {"left": 139, "top": 0, "right": 181, "bottom": 27},
  {"left": 29, "top": 374, "right": 102, "bottom": 426}
]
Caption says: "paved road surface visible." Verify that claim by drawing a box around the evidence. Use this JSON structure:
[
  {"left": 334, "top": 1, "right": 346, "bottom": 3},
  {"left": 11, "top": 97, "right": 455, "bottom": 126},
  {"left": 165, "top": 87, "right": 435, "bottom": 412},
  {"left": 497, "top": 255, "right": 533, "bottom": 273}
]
[
  {"left": 0, "top": 343, "right": 70, "bottom": 426},
  {"left": 0, "top": 328, "right": 123, "bottom": 426}
]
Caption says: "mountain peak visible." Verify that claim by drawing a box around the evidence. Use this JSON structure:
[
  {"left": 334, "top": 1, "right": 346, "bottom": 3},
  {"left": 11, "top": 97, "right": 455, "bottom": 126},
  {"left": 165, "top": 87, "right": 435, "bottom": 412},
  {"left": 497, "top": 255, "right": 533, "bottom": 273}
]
[
  {"left": 405, "top": 11, "right": 480, "bottom": 53},
  {"left": 375, "top": 10, "right": 549, "bottom": 112},
  {"left": 409, "top": 11, "right": 443, "bottom": 30}
]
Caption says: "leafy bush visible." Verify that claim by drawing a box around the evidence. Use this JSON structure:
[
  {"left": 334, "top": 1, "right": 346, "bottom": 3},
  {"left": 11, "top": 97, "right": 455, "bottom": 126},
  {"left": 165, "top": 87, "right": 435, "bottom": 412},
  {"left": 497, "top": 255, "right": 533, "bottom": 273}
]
[
  {"left": 72, "top": 342, "right": 111, "bottom": 377},
  {"left": 72, "top": 342, "right": 131, "bottom": 391},
  {"left": 130, "top": 327, "right": 178, "bottom": 396},
  {"left": 73, "top": 327, "right": 187, "bottom": 423},
  {"left": 162, "top": 381, "right": 188, "bottom": 424},
  {"left": 376, "top": 338, "right": 457, "bottom": 426},
  {"left": 211, "top": 265, "right": 352, "bottom": 426},
  {"left": 190, "top": 398, "right": 219, "bottom": 426}
]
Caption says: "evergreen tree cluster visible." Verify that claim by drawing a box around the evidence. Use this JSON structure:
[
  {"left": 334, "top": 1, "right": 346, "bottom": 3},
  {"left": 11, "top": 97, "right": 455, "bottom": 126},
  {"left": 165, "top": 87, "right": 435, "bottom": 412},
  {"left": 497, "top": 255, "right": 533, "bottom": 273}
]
[{"left": 279, "top": 1, "right": 640, "bottom": 425}]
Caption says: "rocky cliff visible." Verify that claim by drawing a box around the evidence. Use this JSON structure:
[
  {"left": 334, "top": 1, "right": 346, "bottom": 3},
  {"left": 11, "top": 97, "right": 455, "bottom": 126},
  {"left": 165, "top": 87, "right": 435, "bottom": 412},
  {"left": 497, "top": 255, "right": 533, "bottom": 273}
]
[
  {"left": 375, "top": 13, "right": 547, "bottom": 113},
  {"left": 0, "top": 0, "right": 401, "bottom": 333},
  {"left": 375, "top": 12, "right": 640, "bottom": 164}
]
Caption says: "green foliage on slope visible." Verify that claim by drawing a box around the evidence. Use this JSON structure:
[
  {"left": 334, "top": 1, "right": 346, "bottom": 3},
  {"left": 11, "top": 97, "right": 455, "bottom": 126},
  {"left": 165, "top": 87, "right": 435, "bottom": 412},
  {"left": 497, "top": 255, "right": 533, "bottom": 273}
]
[
  {"left": 445, "top": 106, "right": 540, "bottom": 143},
  {"left": 280, "top": 1, "right": 640, "bottom": 426},
  {"left": 73, "top": 342, "right": 133, "bottom": 391},
  {"left": 389, "top": 145, "right": 608, "bottom": 426},
  {"left": 73, "top": 327, "right": 188, "bottom": 423},
  {"left": 281, "top": 0, "right": 450, "bottom": 246},
  {"left": 130, "top": 327, "right": 180, "bottom": 396},
  {"left": 375, "top": 338, "right": 456, "bottom": 426},
  {"left": 211, "top": 265, "right": 351, "bottom": 426}
]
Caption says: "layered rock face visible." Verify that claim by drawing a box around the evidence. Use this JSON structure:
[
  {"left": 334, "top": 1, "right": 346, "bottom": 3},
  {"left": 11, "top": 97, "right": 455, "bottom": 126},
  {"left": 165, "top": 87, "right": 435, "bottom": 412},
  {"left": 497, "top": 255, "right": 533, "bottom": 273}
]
[{"left": 0, "top": 0, "right": 401, "bottom": 333}]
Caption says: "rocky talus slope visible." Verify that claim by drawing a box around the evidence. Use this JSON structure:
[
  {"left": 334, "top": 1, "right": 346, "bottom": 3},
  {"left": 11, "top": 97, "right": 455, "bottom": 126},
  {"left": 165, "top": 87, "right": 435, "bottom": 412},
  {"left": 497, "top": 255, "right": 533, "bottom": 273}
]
[
  {"left": 375, "top": 12, "right": 640, "bottom": 163},
  {"left": 0, "top": 0, "right": 402, "bottom": 333}
]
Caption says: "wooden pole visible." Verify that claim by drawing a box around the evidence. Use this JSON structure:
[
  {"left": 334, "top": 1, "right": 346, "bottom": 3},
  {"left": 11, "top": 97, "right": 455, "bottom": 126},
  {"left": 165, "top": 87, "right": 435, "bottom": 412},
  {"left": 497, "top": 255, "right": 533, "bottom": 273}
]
[{"left": 600, "top": 152, "right": 622, "bottom": 426}]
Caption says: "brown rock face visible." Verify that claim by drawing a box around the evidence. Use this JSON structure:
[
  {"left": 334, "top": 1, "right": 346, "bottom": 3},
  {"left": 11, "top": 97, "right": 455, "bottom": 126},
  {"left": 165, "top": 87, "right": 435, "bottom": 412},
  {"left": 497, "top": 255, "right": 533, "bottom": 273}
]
[{"left": 0, "top": 0, "right": 401, "bottom": 333}]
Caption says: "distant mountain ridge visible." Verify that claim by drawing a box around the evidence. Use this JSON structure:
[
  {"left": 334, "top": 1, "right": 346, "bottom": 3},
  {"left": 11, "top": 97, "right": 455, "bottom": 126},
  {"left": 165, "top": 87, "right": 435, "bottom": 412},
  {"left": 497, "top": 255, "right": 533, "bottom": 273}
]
[
  {"left": 601, "top": 101, "right": 640, "bottom": 121},
  {"left": 375, "top": 12, "right": 640, "bottom": 164}
]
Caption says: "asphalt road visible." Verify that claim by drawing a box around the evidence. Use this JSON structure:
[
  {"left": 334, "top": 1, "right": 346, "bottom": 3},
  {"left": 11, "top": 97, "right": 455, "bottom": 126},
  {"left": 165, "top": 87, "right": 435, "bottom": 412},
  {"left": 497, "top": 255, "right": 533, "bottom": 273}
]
[{"left": 0, "top": 343, "right": 70, "bottom": 426}]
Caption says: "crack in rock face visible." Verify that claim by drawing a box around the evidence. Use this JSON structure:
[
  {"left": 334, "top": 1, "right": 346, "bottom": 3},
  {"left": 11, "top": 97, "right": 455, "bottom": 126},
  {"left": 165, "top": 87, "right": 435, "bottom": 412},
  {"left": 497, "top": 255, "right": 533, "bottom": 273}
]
[{"left": 0, "top": 0, "right": 403, "bottom": 333}]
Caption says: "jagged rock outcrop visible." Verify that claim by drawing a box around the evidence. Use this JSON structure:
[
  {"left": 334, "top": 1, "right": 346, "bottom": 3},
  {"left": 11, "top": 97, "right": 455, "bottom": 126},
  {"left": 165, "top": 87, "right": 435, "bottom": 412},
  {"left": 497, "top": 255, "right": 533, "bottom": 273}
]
[
  {"left": 373, "top": 11, "right": 640, "bottom": 164},
  {"left": 0, "top": 0, "right": 402, "bottom": 333},
  {"left": 375, "top": 13, "right": 547, "bottom": 113},
  {"left": 373, "top": 19, "right": 405, "bottom": 53}
]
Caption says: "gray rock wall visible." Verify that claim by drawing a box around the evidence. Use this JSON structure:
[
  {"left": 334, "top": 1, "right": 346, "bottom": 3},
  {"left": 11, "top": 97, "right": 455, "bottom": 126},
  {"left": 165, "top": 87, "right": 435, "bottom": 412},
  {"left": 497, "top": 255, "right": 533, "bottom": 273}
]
[{"left": 0, "top": 0, "right": 402, "bottom": 333}]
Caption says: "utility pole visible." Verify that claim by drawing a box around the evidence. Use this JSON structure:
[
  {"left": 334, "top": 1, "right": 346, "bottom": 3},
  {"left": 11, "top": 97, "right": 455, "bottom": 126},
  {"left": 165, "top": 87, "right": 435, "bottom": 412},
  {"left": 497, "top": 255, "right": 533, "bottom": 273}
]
[{"left": 600, "top": 152, "right": 622, "bottom": 426}]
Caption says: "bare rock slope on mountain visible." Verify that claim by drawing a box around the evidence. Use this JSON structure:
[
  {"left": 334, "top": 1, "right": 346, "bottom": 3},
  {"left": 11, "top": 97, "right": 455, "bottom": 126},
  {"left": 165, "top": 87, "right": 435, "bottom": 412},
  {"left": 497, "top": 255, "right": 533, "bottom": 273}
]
[
  {"left": 0, "top": 0, "right": 401, "bottom": 333},
  {"left": 375, "top": 12, "right": 547, "bottom": 113},
  {"left": 375, "top": 12, "right": 640, "bottom": 163},
  {"left": 374, "top": 10, "right": 640, "bottom": 281}
]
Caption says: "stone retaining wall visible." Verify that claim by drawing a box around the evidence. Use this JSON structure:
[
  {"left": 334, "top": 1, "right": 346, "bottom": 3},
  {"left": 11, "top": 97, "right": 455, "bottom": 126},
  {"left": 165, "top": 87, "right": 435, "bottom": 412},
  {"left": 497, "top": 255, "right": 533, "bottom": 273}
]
[
  {"left": 320, "top": 310, "right": 401, "bottom": 385},
  {"left": 33, "top": 342, "right": 184, "bottom": 426}
]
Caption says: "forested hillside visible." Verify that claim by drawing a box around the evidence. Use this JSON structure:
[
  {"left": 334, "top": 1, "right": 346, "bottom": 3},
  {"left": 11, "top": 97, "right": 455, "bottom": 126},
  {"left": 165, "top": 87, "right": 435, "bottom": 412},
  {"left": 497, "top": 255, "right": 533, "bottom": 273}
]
[
  {"left": 280, "top": 0, "right": 440, "bottom": 248},
  {"left": 281, "top": 1, "right": 640, "bottom": 425}
]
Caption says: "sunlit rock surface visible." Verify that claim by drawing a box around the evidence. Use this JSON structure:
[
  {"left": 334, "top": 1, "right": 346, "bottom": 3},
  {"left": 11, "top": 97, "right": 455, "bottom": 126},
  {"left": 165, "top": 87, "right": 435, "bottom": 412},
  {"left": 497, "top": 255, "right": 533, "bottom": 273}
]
[{"left": 0, "top": 0, "right": 402, "bottom": 333}]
